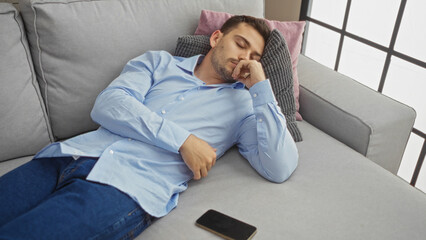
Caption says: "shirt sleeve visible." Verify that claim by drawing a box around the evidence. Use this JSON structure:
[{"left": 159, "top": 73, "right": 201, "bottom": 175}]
[
  {"left": 90, "top": 51, "right": 191, "bottom": 154},
  {"left": 236, "top": 80, "right": 298, "bottom": 183}
]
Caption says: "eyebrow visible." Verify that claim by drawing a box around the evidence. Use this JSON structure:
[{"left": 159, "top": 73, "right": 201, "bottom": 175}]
[{"left": 235, "top": 35, "right": 262, "bottom": 59}]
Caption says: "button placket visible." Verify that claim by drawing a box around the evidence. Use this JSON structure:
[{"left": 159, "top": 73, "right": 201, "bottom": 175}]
[{"left": 156, "top": 85, "right": 203, "bottom": 116}]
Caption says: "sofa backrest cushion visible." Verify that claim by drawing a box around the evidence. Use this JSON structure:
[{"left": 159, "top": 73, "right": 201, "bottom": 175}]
[
  {"left": 18, "top": 0, "right": 264, "bottom": 140},
  {"left": 0, "top": 3, "right": 52, "bottom": 162}
]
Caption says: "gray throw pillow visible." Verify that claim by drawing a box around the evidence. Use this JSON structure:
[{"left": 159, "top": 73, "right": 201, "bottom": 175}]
[
  {"left": 261, "top": 29, "right": 302, "bottom": 141},
  {"left": 175, "top": 35, "right": 211, "bottom": 57},
  {"left": 174, "top": 29, "right": 302, "bottom": 141}
]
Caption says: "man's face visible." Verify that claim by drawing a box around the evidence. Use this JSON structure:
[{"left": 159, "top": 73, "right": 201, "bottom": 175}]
[{"left": 210, "top": 23, "right": 265, "bottom": 83}]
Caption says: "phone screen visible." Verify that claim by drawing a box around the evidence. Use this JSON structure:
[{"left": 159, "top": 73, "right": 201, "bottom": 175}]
[{"left": 195, "top": 209, "right": 257, "bottom": 240}]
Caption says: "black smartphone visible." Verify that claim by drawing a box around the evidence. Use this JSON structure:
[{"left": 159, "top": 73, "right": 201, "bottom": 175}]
[{"left": 195, "top": 209, "right": 257, "bottom": 240}]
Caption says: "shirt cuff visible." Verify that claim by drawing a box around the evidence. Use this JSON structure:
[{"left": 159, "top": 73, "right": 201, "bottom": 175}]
[
  {"left": 156, "top": 119, "right": 191, "bottom": 154},
  {"left": 248, "top": 79, "right": 276, "bottom": 107}
]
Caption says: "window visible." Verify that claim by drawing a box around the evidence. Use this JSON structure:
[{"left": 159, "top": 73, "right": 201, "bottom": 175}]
[
  {"left": 303, "top": 22, "right": 340, "bottom": 69},
  {"left": 300, "top": 0, "right": 426, "bottom": 192}
]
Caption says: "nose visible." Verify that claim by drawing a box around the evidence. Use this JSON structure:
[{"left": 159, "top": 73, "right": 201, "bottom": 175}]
[{"left": 238, "top": 51, "right": 250, "bottom": 61}]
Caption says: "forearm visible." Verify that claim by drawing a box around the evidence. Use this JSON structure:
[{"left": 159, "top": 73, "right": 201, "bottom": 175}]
[
  {"left": 91, "top": 87, "right": 190, "bottom": 154},
  {"left": 239, "top": 80, "right": 298, "bottom": 182}
]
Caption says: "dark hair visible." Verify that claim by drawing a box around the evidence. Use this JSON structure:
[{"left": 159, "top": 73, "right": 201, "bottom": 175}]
[{"left": 220, "top": 15, "right": 271, "bottom": 43}]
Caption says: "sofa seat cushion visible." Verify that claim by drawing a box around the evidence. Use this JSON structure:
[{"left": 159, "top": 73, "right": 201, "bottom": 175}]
[
  {"left": 138, "top": 120, "right": 426, "bottom": 239},
  {"left": 0, "top": 3, "right": 51, "bottom": 162},
  {"left": 0, "top": 155, "right": 33, "bottom": 177}
]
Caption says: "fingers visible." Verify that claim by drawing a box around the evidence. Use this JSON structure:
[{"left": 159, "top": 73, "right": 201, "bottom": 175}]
[
  {"left": 193, "top": 170, "right": 201, "bottom": 180},
  {"left": 180, "top": 134, "right": 217, "bottom": 181},
  {"left": 200, "top": 167, "right": 208, "bottom": 178},
  {"left": 232, "top": 60, "right": 265, "bottom": 81},
  {"left": 232, "top": 61, "right": 249, "bottom": 80},
  {"left": 193, "top": 165, "right": 210, "bottom": 180},
  {"left": 191, "top": 160, "right": 213, "bottom": 180},
  {"left": 197, "top": 154, "right": 215, "bottom": 179},
  {"left": 232, "top": 60, "right": 266, "bottom": 89},
  {"left": 212, "top": 148, "right": 217, "bottom": 167}
]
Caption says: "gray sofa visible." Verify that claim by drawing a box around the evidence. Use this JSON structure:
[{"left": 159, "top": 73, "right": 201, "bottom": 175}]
[{"left": 1, "top": 0, "right": 425, "bottom": 239}]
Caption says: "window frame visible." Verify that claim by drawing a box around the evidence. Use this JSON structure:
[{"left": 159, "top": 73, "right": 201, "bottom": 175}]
[{"left": 299, "top": 0, "right": 426, "bottom": 187}]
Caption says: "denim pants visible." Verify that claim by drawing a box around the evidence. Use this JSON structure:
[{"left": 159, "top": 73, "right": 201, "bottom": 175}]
[{"left": 0, "top": 156, "right": 154, "bottom": 240}]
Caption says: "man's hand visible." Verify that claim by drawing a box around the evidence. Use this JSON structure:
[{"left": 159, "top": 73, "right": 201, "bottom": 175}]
[
  {"left": 179, "top": 134, "right": 217, "bottom": 180},
  {"left": 232, "top": 60, "right": 266, "bottom": 89}
]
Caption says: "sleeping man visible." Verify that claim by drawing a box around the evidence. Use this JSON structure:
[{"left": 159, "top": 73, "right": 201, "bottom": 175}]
[{"left": 0, "top": 15, "right": 298, "bottom": 239}]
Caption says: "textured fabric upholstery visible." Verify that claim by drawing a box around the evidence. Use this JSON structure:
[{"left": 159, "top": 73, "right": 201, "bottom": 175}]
[
  {"left": 261, "top": 29, "right": 302, "bottom": 141},
  {"left": 298, "top": 55, "right": 416, "bottom": 174},
  {"left": 0, "top": 3, "right": 51, "bottom": 162}
]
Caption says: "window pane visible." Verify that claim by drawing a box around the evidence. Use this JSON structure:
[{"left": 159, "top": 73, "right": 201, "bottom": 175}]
[
  {"left": 394, "top": 0, "right": 426, "bottom": 62},
  {"left": 397, "top": 133, "right": 423, "bottom": 183},
  {"left": 304, "top": 22, "right": 340, "bottom": 69},
  {"left": 338, "top": 37, "right": 386, "bottom": 90},
  {"left": 416, "top": 152, "right": 426, "bottom": 193},
  {"left": 310, "top": 0, "right": 347, "bottom": 28},
  {"left": 346, "top": 0, "right": 400, "bottom": 46},
  {"left": 382, "top": 57, "right": 426, "bottom": 132}
]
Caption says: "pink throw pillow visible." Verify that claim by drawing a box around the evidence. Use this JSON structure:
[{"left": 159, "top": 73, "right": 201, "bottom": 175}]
[{"left": 195, "top": 10, "right": 305, "bottom": 120}]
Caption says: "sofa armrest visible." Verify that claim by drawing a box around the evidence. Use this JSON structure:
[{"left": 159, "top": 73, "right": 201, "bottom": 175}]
[{"left": 297, "top": 54, "right": 416, "bottom": 174}]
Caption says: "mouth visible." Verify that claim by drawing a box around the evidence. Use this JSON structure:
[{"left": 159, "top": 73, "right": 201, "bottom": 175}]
[
  {"left": 230, "top": 59, "right": 239, "bottom": 67},
  {"left": 230, "top": 62, "right": 238, "bottom": 68}
]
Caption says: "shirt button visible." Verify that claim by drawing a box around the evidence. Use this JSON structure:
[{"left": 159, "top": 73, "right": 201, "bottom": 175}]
[
  {"left": 128, "top": 138, "right": 132, "bottom": 141},
  {"left": 179, "top": 96, "right": 184, "bottom": 101},
  {"left": 161, "top": 110, "right": 166, "bottom": 114},
  {"left": 253, "top": 93, "right": 258, "bottom": 98},
  {"left": 258, "top": 118, "right": 263, "bottom": 123},
  {"left": 109, "top": 150, "right": 114, "bottom": 154}
]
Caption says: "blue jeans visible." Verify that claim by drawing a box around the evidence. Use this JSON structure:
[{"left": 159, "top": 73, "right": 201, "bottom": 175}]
[{"left": 0, "top": 157, "right": 154, "bottom": 239}]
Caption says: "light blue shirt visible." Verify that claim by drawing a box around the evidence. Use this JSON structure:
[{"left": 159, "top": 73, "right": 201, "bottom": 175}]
[{"left": 35, "top": 51, "right": 298, "bottom": 217}]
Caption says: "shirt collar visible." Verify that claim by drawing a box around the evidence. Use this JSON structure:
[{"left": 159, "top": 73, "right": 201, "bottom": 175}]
[
  {"left": 176, "top": 54, "right": 204, "bottom": 74},
  {"left": 176, "top": 54, "right": 246, "bottom": 90}
]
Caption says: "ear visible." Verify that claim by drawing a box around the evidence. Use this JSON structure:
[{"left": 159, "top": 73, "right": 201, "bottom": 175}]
[{"left": 210, "top": 30, "right": 223, "bottom": 48}]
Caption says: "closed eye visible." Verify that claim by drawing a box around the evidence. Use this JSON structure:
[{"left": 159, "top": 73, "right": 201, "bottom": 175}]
[
  {"left": 234, "top": 35, "right": 262, "bottom": 60},
  {"left": 236, "top": 41, "right": 245, "bottom": 49}
]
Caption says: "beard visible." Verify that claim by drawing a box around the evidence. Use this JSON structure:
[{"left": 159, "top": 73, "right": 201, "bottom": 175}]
[{"left": 211, "top": 45, "right": 237, "bottom": 83}]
